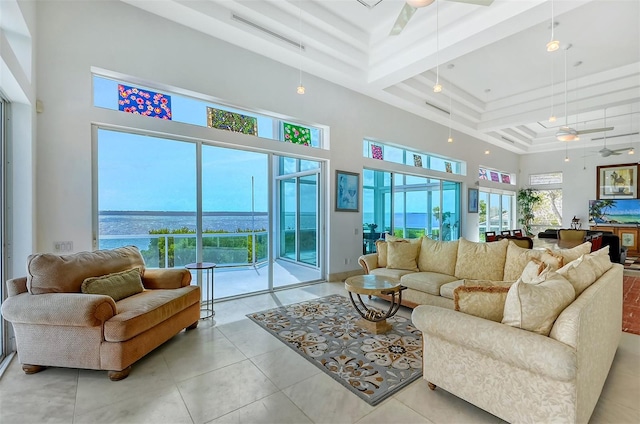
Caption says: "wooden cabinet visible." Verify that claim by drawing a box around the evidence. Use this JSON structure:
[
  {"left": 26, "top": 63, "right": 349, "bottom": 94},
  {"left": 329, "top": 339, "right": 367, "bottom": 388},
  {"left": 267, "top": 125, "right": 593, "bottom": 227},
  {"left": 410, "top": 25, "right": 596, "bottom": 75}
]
[{"left": 590, "top": 225, "right": 639, "bottom": 256}]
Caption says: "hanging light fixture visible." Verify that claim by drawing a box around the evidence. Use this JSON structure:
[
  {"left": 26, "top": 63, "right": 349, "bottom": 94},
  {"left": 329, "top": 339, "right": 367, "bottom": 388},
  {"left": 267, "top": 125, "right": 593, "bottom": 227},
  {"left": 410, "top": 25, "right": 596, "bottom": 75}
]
[
  {"left": 557, "top": 45, "right": 579, "bottom": 142},
  {"left": 546, "top": 0, "right": 559, "bottom": 52},
  {"left": 447, "top": 94, "right": 453, "bottom": 142},
  {"left": 549, "top": 53, "right": 557, "bottom": 122},
  {"left": 564, "top": 143, "right": 570, "bottom": 162},
  {"left": 296, "top": 3, "right": 305, "bottom": 95},
  {"left": 433, "top": 0, "right": 442, "bottom": 93}
]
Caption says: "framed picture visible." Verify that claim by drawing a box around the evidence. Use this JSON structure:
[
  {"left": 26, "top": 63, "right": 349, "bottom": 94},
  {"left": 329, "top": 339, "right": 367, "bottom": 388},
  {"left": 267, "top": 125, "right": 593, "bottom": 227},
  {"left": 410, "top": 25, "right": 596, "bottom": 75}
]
[
  {"left": 468, "top": 188, "right": 479, "bottom": 213},
  {"left": 596, "top": 163, "right": 640, "bottom": 199},
  {"left": 335, "top": 170, "right": 359, "bottom": 212}
]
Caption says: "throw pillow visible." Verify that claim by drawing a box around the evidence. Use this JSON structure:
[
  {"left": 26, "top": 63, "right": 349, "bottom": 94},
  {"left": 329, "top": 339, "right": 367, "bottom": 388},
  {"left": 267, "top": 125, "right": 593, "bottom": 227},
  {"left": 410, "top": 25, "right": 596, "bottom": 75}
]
[
  {"left": 553, "top": 241, "right": 592, "bottom": 264},
  {"left": 376, "top": 240, "right": 388, "bottom": 268},
  {"left": 556, "top": 255, "right": 597, "bottom": 297},
  {"left": 81, "top": 267, "right": 144, "bottom": 301},
  {"left": 502, "top": 271, "right": 575, "bottom": 336},
  {"left": 417, "top": 237, "right": 458, "bottom": 275},
  {"left": 454, "top": 237, "right": 509, "bottom": 281},
  {"left": 589, "top": 246, "right": 613, "bottom": 277},
  {"left": 454, "top": 285, "right": 511, "bottom": 322},
  {"left": 519, "top": 259, "right": 545, "bottom": 284},
  {"left": 386, "top": 241, "right": 420, "bottom": 271},
  {"left": 503, "top": 242, "right": 547, "bottom": 281}
]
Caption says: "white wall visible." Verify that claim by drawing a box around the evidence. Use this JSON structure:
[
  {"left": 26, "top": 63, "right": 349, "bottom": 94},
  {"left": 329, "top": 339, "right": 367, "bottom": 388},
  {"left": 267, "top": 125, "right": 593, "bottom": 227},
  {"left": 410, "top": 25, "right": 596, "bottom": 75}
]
[
  {"left": 519, "top": 148, "right": 640, "bottom": 228},
  {"left": 35, "top": 0, "right": 519, "bottom": 276},
  {"left": 1, "top": 0, "right": 36, "bottom": 278}
]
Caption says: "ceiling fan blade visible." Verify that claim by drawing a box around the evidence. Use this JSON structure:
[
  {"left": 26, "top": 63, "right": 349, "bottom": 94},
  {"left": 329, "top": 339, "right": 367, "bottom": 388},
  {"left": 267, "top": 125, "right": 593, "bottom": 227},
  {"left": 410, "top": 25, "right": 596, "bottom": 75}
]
[
  {"left": 389, "top": 3, "right": 417, "bottom": 36},
  {"left": 446, "top": 0, "right": 494, "bottom": 6},
  {"left": 612, "top": 147, "right": 633, "bottom": 153},
  {"left": 576, "top": 127, "right": 614, "bottom": 135}
]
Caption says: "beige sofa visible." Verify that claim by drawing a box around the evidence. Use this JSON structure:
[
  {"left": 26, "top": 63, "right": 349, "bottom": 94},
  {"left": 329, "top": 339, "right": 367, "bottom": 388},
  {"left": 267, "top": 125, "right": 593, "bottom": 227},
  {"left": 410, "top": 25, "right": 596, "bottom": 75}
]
[
  {"left": 357, "top": 236, "right": 591, "bottom": 309},
  {"left": 1, "top": 246, "right": 201, "bottom": 380}
]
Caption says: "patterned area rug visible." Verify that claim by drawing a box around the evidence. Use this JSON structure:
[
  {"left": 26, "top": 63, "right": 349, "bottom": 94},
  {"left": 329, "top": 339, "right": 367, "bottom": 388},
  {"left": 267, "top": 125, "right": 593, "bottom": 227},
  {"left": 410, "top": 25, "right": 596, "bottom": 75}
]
[
  {"left": 247, "top": 294, "right": 423, "bottom": 406},
  {"left": 623, "top": 274, "right": 640, "bottom": 335}
]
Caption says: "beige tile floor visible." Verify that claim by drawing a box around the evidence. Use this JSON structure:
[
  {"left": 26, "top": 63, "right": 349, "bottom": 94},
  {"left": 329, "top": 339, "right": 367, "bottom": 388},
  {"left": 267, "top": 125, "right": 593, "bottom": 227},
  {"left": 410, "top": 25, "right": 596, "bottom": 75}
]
[{"left": 0, "top": 281, "right": 639, "bottom": 424}]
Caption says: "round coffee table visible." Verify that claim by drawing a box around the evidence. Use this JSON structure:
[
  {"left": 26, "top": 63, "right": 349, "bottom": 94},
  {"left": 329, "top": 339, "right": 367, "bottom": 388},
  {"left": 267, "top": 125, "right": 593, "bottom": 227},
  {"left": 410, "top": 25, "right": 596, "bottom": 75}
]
[{"left": 344, "top": 275, "right": 405, "bottom": 334}]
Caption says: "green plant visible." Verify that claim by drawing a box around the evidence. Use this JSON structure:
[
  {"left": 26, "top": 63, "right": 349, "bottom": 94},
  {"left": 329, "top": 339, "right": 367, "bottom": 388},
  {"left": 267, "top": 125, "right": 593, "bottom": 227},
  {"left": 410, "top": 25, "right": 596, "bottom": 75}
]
[{"left": 517, "top": 188, "right": 542, "bottom": 236}]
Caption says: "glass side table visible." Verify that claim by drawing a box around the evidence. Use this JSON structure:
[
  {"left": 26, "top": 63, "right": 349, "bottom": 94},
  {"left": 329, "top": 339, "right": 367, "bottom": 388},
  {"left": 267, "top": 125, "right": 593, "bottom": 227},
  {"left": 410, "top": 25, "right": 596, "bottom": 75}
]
[{"left": 185, "top": 262, "right": 216, "bottom": 319}]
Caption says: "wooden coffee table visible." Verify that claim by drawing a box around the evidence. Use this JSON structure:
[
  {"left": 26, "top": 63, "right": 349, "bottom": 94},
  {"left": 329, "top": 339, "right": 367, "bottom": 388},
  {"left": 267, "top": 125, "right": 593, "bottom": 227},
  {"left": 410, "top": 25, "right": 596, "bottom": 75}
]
[{"left": 344, "top": 275, "right": 405, "bottom": 334}]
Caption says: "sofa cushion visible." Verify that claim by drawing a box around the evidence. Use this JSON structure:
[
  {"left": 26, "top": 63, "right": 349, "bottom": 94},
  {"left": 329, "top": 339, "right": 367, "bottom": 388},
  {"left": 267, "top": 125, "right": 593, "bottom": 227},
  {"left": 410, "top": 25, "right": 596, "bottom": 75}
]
[
  {"left": 81, "top": 268, "right": 144, "bottom": 301},
  {"left": 386, "top": 241, "right": 419, "bottom": 271},
  {"left": 369, "top": 267, "right": 413, "bottom": 281},
  {"left": 552, "top": 241, "right": 592, "bottom": 264},
  {"left": 454, "top": 238, "right": 508, "bottom": 281},
  {"left": 400, "top": 272, "right": 459, "bottom": 296},
  {"left": 439, "top": 279, "right": 464, "bottom": 299},
  {"left": 418, "top": 237, "right": 458, "bottom": 275},
  {"left": 375, "top": 240, "right": 388, "bottom": 268},
  {"left": 520, "top": 259, "right": 545, "bottom": 283},
  {"left": 454, "top": 284, "right": 511, "bottom": 322},
  {"left": 502, "top": 271, "right": 575, "bottom": 336},
  {"left": 557, "top": 247, "right": 613, "bottom": 296},
  {"left": 27, "top": 246, "right": 146, "bottom": 295},
  {"left": 503, "top": 242, "right": 552, "bottom": 281},
  {"left": 104, "top": 285, "right": 200, "bottom": 342}
]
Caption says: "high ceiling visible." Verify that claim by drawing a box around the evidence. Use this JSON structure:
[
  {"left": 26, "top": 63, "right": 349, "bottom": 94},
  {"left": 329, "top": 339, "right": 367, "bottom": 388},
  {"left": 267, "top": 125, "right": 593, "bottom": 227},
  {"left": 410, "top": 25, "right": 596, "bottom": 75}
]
[{"left": 122, "top": 0, "right": 640, "bottom": 155}]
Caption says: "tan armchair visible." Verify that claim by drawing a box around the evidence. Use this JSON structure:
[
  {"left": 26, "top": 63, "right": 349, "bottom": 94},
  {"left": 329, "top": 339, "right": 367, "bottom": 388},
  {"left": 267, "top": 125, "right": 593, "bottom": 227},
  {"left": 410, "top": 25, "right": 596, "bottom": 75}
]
[{"left": 1, "top": 246, "right": 201, "bottom": 380}]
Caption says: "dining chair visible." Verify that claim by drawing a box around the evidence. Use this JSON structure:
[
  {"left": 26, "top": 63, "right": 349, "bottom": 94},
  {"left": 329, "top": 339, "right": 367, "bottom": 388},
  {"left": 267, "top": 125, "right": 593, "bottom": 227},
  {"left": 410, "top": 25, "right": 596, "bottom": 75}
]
[
  {"left": 501, "top": 230, "right": 512, "bottom": 236},
  {"left": 557, "top": 229, "right": 587, "bottom": 244},
  {"left": 485, "top": 231, "right": 497, "bottom": 242},
  {"left": 512, "top": 229, "right": 523, "bottom": 237}
]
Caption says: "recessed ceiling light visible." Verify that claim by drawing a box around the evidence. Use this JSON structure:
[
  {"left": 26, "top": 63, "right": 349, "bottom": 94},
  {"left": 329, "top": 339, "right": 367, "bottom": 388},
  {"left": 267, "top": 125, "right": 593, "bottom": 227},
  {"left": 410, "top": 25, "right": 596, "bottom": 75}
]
[{"left": 484, "top": 150, "right": 490, "bottom": 155}]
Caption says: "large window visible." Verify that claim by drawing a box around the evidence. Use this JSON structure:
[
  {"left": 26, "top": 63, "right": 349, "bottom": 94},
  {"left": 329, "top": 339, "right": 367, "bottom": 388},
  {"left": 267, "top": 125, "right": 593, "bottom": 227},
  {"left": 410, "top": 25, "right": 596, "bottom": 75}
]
[
  {"left": 479, "top": 190, "right": 515, "bottom": 240},
  {"left": 95, "top": 128, "right": 322, "bottom": 299},
  {"left": 363, "top": 169, "right": 460, "bottom": 250},
  {"left": 531, "top": 189, "right": 563, "bottom": 234}
]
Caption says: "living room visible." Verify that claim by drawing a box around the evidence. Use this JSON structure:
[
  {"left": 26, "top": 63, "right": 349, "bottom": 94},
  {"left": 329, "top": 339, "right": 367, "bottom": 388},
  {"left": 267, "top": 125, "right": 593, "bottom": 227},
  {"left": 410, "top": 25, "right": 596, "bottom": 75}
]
[{"left": 0, "top": 0, "right": 638, "bottom": 423}]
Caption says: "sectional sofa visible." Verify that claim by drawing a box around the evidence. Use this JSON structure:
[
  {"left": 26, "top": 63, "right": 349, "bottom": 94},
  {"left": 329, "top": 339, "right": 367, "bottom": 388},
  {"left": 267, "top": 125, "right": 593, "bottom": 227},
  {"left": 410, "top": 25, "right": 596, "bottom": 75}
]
[{"left": 358, "top": 236, "right": 623, "bottom": 423}]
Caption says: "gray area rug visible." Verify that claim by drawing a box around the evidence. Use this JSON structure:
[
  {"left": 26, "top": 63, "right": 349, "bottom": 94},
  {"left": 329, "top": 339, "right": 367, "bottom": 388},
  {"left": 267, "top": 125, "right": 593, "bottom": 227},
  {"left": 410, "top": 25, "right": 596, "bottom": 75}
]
[{"left": 247, "top": 294, "right": 423, "bottom": 405}]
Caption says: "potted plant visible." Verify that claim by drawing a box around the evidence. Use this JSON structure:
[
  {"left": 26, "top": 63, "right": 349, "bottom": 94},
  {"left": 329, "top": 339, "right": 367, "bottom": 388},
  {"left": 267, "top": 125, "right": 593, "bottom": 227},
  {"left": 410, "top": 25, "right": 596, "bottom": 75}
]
[{"left": 517, "top": 188, "right": 542, "bottom": 236}]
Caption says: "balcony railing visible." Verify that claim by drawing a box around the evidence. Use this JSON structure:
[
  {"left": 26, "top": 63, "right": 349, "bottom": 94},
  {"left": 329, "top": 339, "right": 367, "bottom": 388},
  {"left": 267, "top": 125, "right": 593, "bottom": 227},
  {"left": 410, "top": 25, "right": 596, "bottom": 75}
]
[{"left": 99, "top": 231, "right": 269, "bottom": 268}]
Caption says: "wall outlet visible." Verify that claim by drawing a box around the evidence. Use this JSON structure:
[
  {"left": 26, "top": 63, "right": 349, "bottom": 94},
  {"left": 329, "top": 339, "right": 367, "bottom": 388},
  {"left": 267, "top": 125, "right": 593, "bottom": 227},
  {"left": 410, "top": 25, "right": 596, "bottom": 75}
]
[{"left": 53, "top": 241, "right": 73, "bottom": 253}]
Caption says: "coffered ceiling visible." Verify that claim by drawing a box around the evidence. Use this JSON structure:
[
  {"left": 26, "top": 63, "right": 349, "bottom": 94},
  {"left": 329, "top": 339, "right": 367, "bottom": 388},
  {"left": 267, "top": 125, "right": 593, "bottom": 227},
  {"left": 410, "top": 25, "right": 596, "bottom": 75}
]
[{"left": 122, "top": 0, "right": 640, "bottom": 155}]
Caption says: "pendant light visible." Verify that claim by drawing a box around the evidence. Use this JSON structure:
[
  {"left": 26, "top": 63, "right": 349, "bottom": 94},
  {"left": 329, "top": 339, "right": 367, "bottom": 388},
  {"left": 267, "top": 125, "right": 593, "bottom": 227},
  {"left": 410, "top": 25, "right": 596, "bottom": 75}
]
[
  {"left": 433, "top": 0, "right": 442, "bottom": 93},
  {"left": 296, "top": 3, "right": 305, "bottom": 95},
  {"left": 447, "top": 94, "right": 453, "bottom": 142},
  {"left": 549, "top": 53, "right": 557, "bottom": 122},
  {"left": 546, "top": 0, "right": 559, "bottom": 52}
]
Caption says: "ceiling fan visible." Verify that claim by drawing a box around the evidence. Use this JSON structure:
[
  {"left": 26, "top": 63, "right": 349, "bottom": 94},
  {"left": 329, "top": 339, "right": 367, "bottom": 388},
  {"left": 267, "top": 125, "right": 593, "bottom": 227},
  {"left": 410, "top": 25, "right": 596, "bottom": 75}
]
[
  {"left": 556, "top": 45, "right": 612, "bottom": 141},
  {"left": 595, "top": 109, "right": 630, "bottom": 157},
  {"left": 389, "top": 0, "right": 494, "bottom": 36}
]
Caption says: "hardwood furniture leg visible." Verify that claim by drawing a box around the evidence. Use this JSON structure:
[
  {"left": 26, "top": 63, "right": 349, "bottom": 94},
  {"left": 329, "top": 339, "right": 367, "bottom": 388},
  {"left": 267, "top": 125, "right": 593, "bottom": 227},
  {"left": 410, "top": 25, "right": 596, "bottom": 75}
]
[
  {"left": 428, "top": 382, "right": 437, "bottom": 390},
  {"left": 108, "top": 366, "right": 132, "bottom": 381},
  {"left": 22, "top": 364, "right": 45, "bottom": 374},
  {"left": 186, "top": 321, "right": 199, "bottom": 330}
]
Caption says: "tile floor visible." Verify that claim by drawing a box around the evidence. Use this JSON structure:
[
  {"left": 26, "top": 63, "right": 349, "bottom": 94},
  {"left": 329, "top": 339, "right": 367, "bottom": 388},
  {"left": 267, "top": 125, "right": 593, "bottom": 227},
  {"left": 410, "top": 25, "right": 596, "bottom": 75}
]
[{"left": 0, "top": 282, "right": 639, "bottom": 424}]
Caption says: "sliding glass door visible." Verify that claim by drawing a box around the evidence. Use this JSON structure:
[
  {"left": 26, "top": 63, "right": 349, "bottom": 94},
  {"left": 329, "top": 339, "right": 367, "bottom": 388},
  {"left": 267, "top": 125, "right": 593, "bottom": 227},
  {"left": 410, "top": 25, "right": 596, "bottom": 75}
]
[{"left": 96, "top": 128, "right": 323, "bottom": 298}]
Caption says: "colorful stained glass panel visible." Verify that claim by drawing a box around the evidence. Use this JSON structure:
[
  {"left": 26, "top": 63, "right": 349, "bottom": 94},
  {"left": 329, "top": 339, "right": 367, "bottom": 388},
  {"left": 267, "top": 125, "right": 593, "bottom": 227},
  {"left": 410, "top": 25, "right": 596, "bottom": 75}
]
[
  {"left": 207, "top": 107, "right": 257, "bottom": 135},
  {"left": 479, "top": 168, "right": 488, "bottom": 180},
  {"left": 413, "top": 154, "right": 423, "bottom": 167},
  {"left": 500, "top": 173, "right": 511, "bottom": 184},
  {"left": 118, "top": 84, "right": 172, "bottom": 120},
  {"left": 283, "top": 122, "right": 311, "bottom": 146},
  {"left": 490, "top": 171, "right": 500, "bottom": 182},
  {"left": 371, "top": 145, "right": 383, "bottom": 160}
]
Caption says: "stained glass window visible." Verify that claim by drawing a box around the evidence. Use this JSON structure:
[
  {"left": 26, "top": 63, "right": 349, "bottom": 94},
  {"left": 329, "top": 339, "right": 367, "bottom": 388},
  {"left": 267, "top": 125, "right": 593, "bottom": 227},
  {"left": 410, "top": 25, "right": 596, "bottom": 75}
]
[
  {"left": 207, "top": 107, "right": 257, "bottom": 135},
  {"left": 479, "top": 168, "right": 488, "bottom": 180},
  {"left": 413, "top": 154, "right": 422, "bottom": 167},
  {"left": 371, "top": 145, "right": 383, "bottom": 160},
  {"left": 283, "top": 122, "right": 311, "bottom": 146},
  {"left": 479, "top": 167, "right": 515, "bottom": 185},
  {"left": 118, "top": 84, "right": 171, "bottom": 120}
]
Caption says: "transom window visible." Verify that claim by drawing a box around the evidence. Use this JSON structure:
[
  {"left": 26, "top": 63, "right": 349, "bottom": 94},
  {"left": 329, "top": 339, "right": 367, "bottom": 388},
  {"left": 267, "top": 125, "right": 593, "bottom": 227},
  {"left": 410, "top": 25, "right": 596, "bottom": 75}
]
[{"left": 363, "top": 140, "right": 464, "bottom": 175}]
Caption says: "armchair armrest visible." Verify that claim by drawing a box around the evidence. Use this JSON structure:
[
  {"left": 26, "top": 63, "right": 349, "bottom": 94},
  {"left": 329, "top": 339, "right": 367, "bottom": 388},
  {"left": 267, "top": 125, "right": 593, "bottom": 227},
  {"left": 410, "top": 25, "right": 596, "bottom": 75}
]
[
  {"left": 412, "top": 306, "right": 576, "bottom": 381},
  {"left": 358, "top": 253, "right": 379, "bottom": 274},
  {"left": 142, "top": 268, "right": 192, "bottom": 289},
  {"left": 6, "top": 277, "right": 27, "bottom": 297},
  {"left": 1, "top": 292, "right": 116, "bottom": 326}
]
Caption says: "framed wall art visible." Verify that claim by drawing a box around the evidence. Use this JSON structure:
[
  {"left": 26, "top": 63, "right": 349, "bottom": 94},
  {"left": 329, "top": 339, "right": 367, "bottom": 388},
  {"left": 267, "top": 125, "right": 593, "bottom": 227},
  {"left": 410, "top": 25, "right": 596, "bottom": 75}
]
[
  {"left": 335, "top": 170, "right": 359, "bottom": 212},
  {"left": 468, "top": 188, "right": 479, "bottom": 213},
  {"left": 596, "top": 163, "right": 640, "bottom": 199}
]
